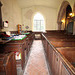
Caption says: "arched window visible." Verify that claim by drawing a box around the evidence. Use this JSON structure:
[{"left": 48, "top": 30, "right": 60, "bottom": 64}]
[{"left": 33, "top": 13, "right": 45, "bottom": 32}]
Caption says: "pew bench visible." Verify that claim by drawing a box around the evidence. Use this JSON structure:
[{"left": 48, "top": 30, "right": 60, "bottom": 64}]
[
  {"left": 41, "top": 32, "right": 75, "bottom": 75},
  {"left": 0, "top": 52, "right": 17, "bottom": 75}
]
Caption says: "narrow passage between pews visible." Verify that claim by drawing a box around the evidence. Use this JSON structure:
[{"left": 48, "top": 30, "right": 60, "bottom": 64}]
[{"left": 23, "top": 40, "right": 49, "bottom": 75}]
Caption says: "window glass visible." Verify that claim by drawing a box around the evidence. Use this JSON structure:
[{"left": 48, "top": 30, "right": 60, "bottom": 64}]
[{"left": 33, "top": 13, "right": 45, "bottom": 32}]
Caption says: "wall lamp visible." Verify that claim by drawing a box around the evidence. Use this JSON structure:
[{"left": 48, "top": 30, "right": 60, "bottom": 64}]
[
  {"left": 61, "top": 19, "right": 65, "bottom": 23},
  {"left": 69, "top": 13, "right": 74, "bottom": 17}
]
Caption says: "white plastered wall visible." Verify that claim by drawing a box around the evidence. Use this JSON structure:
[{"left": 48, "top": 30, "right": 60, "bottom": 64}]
[
  {"left": 1, "top": 0, "right": 75, "bottom": 31},
  {"left": 22, "top": 6, "right": 58, "bottom": 31},
  {"left": 0, "top": 0, "right": 22, "bottom": 31}
]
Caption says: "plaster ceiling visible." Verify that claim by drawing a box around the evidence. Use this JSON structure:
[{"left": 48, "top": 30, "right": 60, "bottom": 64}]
[{"left": 16, "top": 0, "right": 63, "bottom": 8}]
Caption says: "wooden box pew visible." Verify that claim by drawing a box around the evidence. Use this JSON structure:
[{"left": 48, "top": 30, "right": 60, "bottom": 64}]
[
  {"left": 41, "top": 34, "right": 48, "bottom": 53},
  {"left": 25, "top": 38, "right": 29, "bottom": 58},
  {"left": 25, "top": 33, "right": 35, "bottom": 55},
  {"left": 44, "top": 31, "right": 75, "bottom": 38},
  {"left": 47, "top": 38, "right": 75, "bottom": 42},
  {"left": 41, "top": 34, "right": 55, "bottom": 74},
  {"left": 43, "top": 33, "right": 66, "bottom": 38},
  {"left": 42, "top": 33, "right": 75, "bottom": 75},
  {"left": 46, "top": 35, "right": 75, "bottom": 39},
  {"left": 49, "top": 40, "right": 75, "bottom": 47},
  {"left": 56, "top": 47, "right": 75, "bottom": 74},
  {"left": 44, "top": 32, "right": 68, "bottom": 36},
  {"left": 3, "top": 33, "right": 35, "bottom": 70},
  {"left": 45, "top": 38, "right": 75, "bottom": 60},
  {"left": 46, "top": 30, "right": 66, "bottom": 35},
  {"left": 44, "top": 33, "right": 66, "bottom": 37},
  {"left": 57, "top": 47, "right": 75, "bottom": 64},
  {"left": 45, "top": 36, "right": 75, "bottom": 61},
  {"left": 43, "top": 38, "right": 75, "bottom": 75},
  {"left": 0, "top": 52, "right": 17, "bottom": 75},
  {"left": 47, "top": 41, "right": 75, "bottom": 75},
  {"left": 4, "top": 37, "right": 27, "bottom": 70},
  {"left": 46, "top": 30, "right": 66, "bottom": 33},
  {"left": 42, "top": 33, "right": 75, "bottom": 55},
  {"left": 41, "top": 33, "right": 75, "bottom": 55},
  {"left": 27, "top": 33, "right": 35, "bottom": 50},
  {"left": 51, "top": 47, "right": 75, "bottom": 75},
  {"left": 47, "top": 37, "right": 75, "bottom": 42},
  {"left": 46, "top": 42, "right": 54, "bottom": 74},
  {"left": 26, "top": 35, "right": 31, "bottom": 55}
]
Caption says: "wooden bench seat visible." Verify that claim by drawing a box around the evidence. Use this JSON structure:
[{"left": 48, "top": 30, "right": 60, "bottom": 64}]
[
  {"left": 42, "top": 31, "right": 75, "bottom": 75},
  {"left": 47, "top": 37, "right": 75, "bottom": 41},
  {"left": 50, "top": 41, "right": 75, "bottom": 47},
  {"left": 57, "top": 47, "right": 75, "bottom": 64}
]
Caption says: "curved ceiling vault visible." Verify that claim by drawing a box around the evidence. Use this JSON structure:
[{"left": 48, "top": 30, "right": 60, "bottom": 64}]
[{"left": 16, "top": 0, "right": 64, "bottom": 8}]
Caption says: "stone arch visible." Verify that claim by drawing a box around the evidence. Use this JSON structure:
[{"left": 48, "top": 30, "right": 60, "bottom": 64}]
[
  {"left": 57, "top": 1, "right": 72, "bottom": 30},
  {"left": 73, "top": 3, "right": 75, "bottom": 15}
]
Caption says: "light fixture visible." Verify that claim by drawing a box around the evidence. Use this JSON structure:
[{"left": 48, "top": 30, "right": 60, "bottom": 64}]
[
  {"left": 61, "top": 19, "right": 65, "bottom": 23},
  {"left": 69, "top": 13, "right": 74, "bottom": 17}
]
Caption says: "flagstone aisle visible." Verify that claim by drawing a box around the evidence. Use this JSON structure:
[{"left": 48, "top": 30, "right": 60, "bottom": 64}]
[{"left": 23, "top": 40, "right": 49, "bottom": 75}]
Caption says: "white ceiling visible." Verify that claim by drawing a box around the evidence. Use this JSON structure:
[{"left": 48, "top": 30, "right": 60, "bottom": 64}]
[{"left": 16, "top": 0, "right": 63, "bottom": 8}]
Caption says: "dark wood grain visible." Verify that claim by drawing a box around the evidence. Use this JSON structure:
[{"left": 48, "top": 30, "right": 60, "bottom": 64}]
[
  {"left": 42, "top": 30, "right": 75, "bottom": 75},
  {"left": 0, "top": 52, "right": 17, "bottom": 75}
]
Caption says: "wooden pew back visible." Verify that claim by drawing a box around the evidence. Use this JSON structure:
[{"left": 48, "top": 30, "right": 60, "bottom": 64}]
[{"left": 57, "top": 47, "right": 75, "bottom": 63}]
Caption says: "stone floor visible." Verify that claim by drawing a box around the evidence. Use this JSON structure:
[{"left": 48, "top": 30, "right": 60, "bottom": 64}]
[
  {"left": 23, "top": 40, "right": 49, "bottom": 75},
  {"left": 17, "top": 64, "right": 23, "bottom": 75}
]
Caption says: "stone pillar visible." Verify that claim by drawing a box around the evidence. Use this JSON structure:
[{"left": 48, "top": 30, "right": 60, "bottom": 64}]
[
  {"left": 58, "top": 22, "right": 62, "bottom": 30},
  {"left": 73, "top": 16, "right": 75, "bottom": 35}
]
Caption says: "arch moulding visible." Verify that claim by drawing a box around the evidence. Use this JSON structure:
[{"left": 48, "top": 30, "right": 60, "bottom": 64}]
[{"left": 57, "top": 1, "right": 70, "bottom": 30}]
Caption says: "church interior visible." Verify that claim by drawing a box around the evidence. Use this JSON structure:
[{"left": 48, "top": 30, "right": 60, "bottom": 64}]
[{"left": 0, "top": 0, "right": 75, "bottom": 75}]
